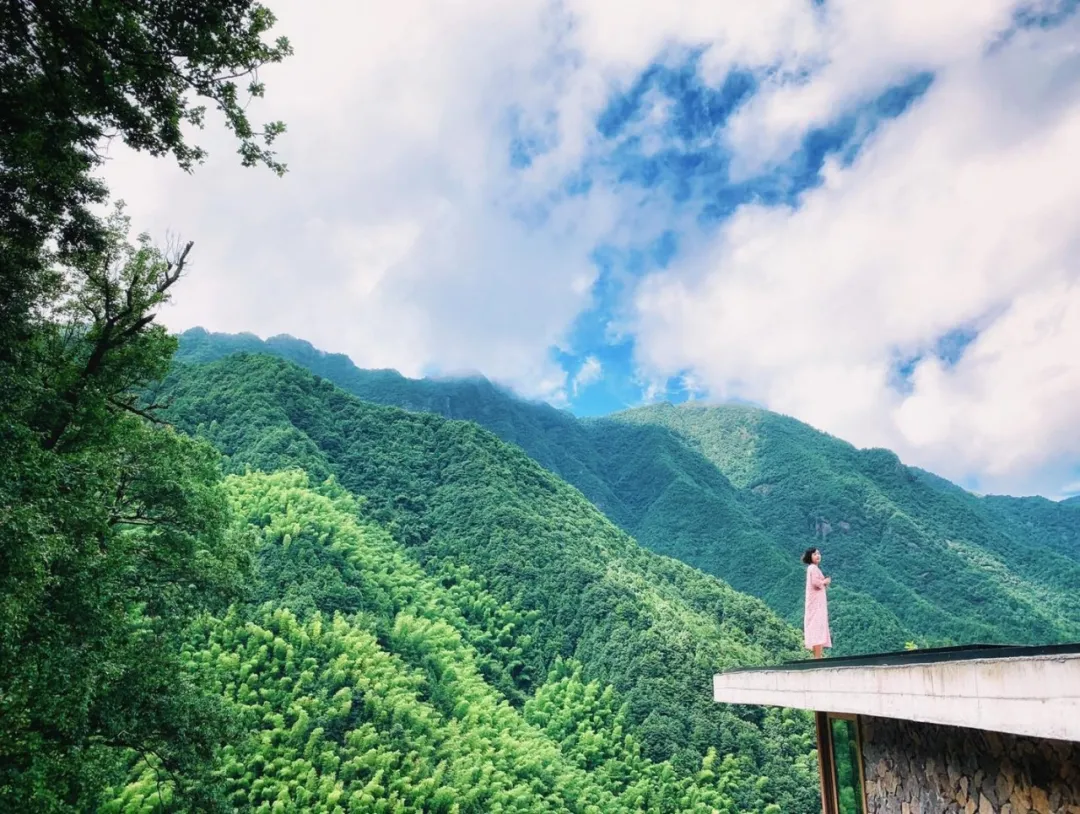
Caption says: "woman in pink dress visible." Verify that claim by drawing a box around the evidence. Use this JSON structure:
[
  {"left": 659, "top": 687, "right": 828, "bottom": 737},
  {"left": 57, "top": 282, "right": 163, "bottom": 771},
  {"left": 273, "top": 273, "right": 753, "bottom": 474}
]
[{"left": 802, "top": 547, "right": 832, "bottom": 658}]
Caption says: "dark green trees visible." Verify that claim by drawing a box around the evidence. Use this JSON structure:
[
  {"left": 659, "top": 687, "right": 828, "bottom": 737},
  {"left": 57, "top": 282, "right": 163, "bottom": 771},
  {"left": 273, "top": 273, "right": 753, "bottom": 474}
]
[
  {"left": 1, "top": 3, "right": 292, "bottom": 805},
  {"left": 0, "top": 0, "right": 291, "bottom": 357},
  {"left": 0, "top": 210, "right": 255, "bottom": 809}
]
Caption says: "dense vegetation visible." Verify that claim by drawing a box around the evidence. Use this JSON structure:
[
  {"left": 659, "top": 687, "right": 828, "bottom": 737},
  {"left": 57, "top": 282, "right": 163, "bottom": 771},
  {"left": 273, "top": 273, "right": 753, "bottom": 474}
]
[
  {"left": 0, "top": 215, "right": 264, "bottom": 809},
  {"left": 612, "top": 404, "right": 1080, "bottom": 652},
  {"left": 1, "top": 1, "right": 292, "bottom": 807},
  {"left": 176, "top": 330, "right": 1080, "bottom": 656},
  {"left": 102, "top": 470, "right": 815, "bottom": 812},
  {"left": 979, "top": 493, "right": 1080, "bottom": 565},
  {"left": 148, "top": 354, "right": 820, "bottom": 812}
]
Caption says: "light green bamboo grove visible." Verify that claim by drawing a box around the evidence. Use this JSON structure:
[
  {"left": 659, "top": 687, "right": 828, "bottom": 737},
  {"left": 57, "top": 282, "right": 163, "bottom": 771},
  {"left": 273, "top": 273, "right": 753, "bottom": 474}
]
[
  {"left": 150, "top": 353, "right": 823, "bottom": 810},
  {"left": 101, "top": 471, "right": 810, "bottom": 813}
]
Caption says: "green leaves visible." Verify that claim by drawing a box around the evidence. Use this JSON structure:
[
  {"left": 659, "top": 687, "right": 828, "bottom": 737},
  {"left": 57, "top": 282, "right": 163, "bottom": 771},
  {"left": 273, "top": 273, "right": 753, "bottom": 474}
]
[
  {"left": 0, "top": 0, "right": 292, "bottom": 390},
  {"left": 153, "top": 358, "right": 821, "bottom": 812},
  {"left": 101, "top": 471, "right": 808, "bottom": 813},
  {"left": 0, "top": 207, "right": 251, "bottom": 810},
  {"left": 1, "top": 3, "right": 293, "bottom": 808}
]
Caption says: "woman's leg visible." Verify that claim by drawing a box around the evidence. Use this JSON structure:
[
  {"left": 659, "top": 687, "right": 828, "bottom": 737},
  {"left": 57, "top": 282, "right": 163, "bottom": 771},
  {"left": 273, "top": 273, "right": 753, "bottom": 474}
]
[{"left": 812, "top": 645, "right": 823, "bottom": 659}]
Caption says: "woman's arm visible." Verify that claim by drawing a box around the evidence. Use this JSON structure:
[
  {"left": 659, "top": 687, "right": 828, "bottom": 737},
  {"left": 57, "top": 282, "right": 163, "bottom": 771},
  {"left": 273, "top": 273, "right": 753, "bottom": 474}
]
[{"left": 809, "top": 566, "right": 826, "bottom": 590}]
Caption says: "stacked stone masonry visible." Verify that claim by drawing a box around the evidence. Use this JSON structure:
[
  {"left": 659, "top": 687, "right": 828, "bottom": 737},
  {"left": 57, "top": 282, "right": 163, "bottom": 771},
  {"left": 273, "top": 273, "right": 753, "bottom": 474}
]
[{"left": 860, "top": 716, "right": 1080, "bottom": 814}]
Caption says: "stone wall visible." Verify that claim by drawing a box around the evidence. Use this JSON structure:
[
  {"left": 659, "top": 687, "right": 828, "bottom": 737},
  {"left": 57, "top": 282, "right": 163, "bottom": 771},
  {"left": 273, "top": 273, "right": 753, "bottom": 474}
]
[{"left": 859, "top": 715, "right": 1080, "bottom": 814}]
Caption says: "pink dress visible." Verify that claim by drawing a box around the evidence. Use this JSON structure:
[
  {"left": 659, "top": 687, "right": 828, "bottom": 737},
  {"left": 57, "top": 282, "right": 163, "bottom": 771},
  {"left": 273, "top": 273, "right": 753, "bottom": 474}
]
[{"left": 804, "top": 564, "right": 832, "bottom": 650}]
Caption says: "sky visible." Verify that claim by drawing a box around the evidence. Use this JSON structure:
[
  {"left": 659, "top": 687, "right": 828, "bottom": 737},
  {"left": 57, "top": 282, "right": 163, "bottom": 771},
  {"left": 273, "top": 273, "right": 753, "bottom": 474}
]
[{"left": 102, "top": 0, "right": 1080, "bottom": 499}]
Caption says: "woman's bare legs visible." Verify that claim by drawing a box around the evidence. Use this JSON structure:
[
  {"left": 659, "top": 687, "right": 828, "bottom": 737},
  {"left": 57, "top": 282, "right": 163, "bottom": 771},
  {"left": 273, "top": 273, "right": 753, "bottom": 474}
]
[{"left": 812, "top": 645, "right": 823, "bottom": 659}]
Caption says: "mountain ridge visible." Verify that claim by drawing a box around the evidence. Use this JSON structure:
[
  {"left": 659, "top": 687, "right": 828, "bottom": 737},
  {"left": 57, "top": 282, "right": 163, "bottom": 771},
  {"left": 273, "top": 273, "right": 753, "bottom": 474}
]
[
  {"left": 150, "top": 351, "right": 821, "bottom": 811},
  {"left": 173, "top": 329, "right": 1080, "bottom": 655}
]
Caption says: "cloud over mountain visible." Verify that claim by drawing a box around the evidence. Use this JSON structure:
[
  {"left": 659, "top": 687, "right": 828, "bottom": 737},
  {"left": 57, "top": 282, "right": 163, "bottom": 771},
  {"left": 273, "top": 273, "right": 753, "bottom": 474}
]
[{"left": 102, "top": 0, "right": 1080, "bottom": 495}]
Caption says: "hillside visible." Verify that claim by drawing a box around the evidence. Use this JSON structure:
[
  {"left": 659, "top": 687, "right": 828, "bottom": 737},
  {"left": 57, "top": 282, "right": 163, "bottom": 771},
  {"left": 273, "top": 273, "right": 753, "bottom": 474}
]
[
  {"left": 172, "top": 331, "right": 808, "bottom": 625},
  {"left": 103, "top": 470, "right": 813, "bottom": 812},
  {"left": 148, "top": 354, "right": 820, "bottom": 812},
  {"left": 978, "top": 494, "right": 1080, "bottom": 564},
  {"left": 613, "top": 404, "right": 1080, "bottom": 652},
  {"left": 174, "top": 329, "right": 633, "bottom": 524},
  {"left": 175, "top": 330, "right": 1080, "bottom": 656}
]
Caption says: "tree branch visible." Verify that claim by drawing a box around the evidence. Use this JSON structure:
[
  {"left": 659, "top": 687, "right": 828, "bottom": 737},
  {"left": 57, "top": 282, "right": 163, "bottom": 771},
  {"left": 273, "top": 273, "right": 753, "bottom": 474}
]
[
  {"left": 161, "top": 240, "right": 193, "bottom": 292},
  {"left": 41, "top": 240, "right": 193, "bottom": 450},
  {"left": 108, "top": 397, "right": 170, "bottom": 425}
]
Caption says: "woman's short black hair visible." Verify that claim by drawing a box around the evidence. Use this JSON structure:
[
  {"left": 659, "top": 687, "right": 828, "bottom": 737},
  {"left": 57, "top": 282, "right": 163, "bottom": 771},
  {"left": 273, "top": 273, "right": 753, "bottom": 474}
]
[{"left": 801, "top": 547, "right": 818, "bottom": 565}]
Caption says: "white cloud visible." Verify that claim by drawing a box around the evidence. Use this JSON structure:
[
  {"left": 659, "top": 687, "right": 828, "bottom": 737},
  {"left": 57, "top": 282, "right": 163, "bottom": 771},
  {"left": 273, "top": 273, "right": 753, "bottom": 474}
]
[
  {"left": 633, "top": 15, "right": 1080, "bottom": 494},
  {"left": 721, "top": 0, "right": 1021, "bottom": 178},
  {"left": 103, "top": 0, "right": 820, "bottom": 400},
  {"left": 572, "top": 355, "right": 604, "bottom": 394},
  {"left": 100, "top": 0, "right": 1080, "bottom": 493},
  {"left": 103, "top": 0, "right": 616, "bottom": 402}
]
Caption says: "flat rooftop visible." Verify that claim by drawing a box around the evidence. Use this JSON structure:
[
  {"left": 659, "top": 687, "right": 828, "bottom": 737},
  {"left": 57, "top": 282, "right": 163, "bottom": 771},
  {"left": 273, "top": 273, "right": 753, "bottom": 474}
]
[{"left": 713, "top": 642, "right": 1080, "bottom": 742}]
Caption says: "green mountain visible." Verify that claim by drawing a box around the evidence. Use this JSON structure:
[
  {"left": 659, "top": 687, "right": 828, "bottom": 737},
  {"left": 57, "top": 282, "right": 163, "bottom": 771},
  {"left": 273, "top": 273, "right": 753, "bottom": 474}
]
[
  {"left": 140, "top": 353, "right": 819, "bottom": 812},
  {"left": 611, "top": 403, "right": 1080, "bottom": 652},
  {"left": 174, "top": 328, "right": 631, "bottom": 523},
  {"left": 174, "top": 330, "right": 1080, "bottom": 656},
  {"left": 104, "top": 470, "right": 812, "bottom": 812},
  {"left": 978, "top": 494, "right": 1080, "bottom": 564}
]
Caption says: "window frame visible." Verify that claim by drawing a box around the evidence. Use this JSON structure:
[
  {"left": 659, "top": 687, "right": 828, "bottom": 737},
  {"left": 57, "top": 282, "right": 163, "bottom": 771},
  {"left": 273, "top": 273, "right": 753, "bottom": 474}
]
[{"left": 815, "top": 711, "right": 869, "bottom": 814}]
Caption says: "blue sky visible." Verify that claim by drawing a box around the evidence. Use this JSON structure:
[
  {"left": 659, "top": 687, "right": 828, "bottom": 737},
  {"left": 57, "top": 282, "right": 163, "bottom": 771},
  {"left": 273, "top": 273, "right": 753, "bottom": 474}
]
[
  {"left": 105, "top": 0, "right": 1080, "bottom": 498},
  {"left": 552, "top": 58, "right": 936, "bottom": 417}
]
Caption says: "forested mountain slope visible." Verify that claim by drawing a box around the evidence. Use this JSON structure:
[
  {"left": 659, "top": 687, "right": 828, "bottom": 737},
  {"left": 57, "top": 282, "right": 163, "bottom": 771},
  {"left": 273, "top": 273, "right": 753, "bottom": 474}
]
[
  {"left": 978, "top": 494, "right": 1080, "bottom": 564},
  {"left": 104, "top": 471, "right": 814, "bottom": 812},
  {"left": 613, "top": 405, "right": 1080, "bottom": 652},
  {"left": 176, "top": 330, "right": 801, "bottom": 621},
  {"left": 175, "top": 328, "right": 631, "bottom": 522},
  {"left": 150, "top": 354, "right": 820, "bottom": 812},
  {"left": 174, "top": 330, "right": 1080, "bottom": 655}
]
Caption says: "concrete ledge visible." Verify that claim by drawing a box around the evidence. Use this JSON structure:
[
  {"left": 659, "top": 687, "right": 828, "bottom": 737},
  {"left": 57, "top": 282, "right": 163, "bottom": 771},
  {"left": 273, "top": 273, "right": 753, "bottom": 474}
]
[{"left": 713, "top": 652, "right": 1080, "bottom": 742}]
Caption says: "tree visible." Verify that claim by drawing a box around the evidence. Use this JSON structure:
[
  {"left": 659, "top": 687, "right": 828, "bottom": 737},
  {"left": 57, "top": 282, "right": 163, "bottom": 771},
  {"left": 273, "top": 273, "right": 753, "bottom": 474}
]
[
  {"left": 0, "top": 0, "right": 292, "bottom": 363},
  {"left": 0, "top": 2, "right": 291, "bottom": 800},
  {"left": 0, "top": 206, "right": 254, "bottom": 810}
]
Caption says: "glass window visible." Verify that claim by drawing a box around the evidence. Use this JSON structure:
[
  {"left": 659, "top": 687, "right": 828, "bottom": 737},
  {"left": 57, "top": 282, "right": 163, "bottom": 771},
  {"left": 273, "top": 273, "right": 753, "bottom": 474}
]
[{"left": 829, "top": 717, "right": 865, "bottom": 814}]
